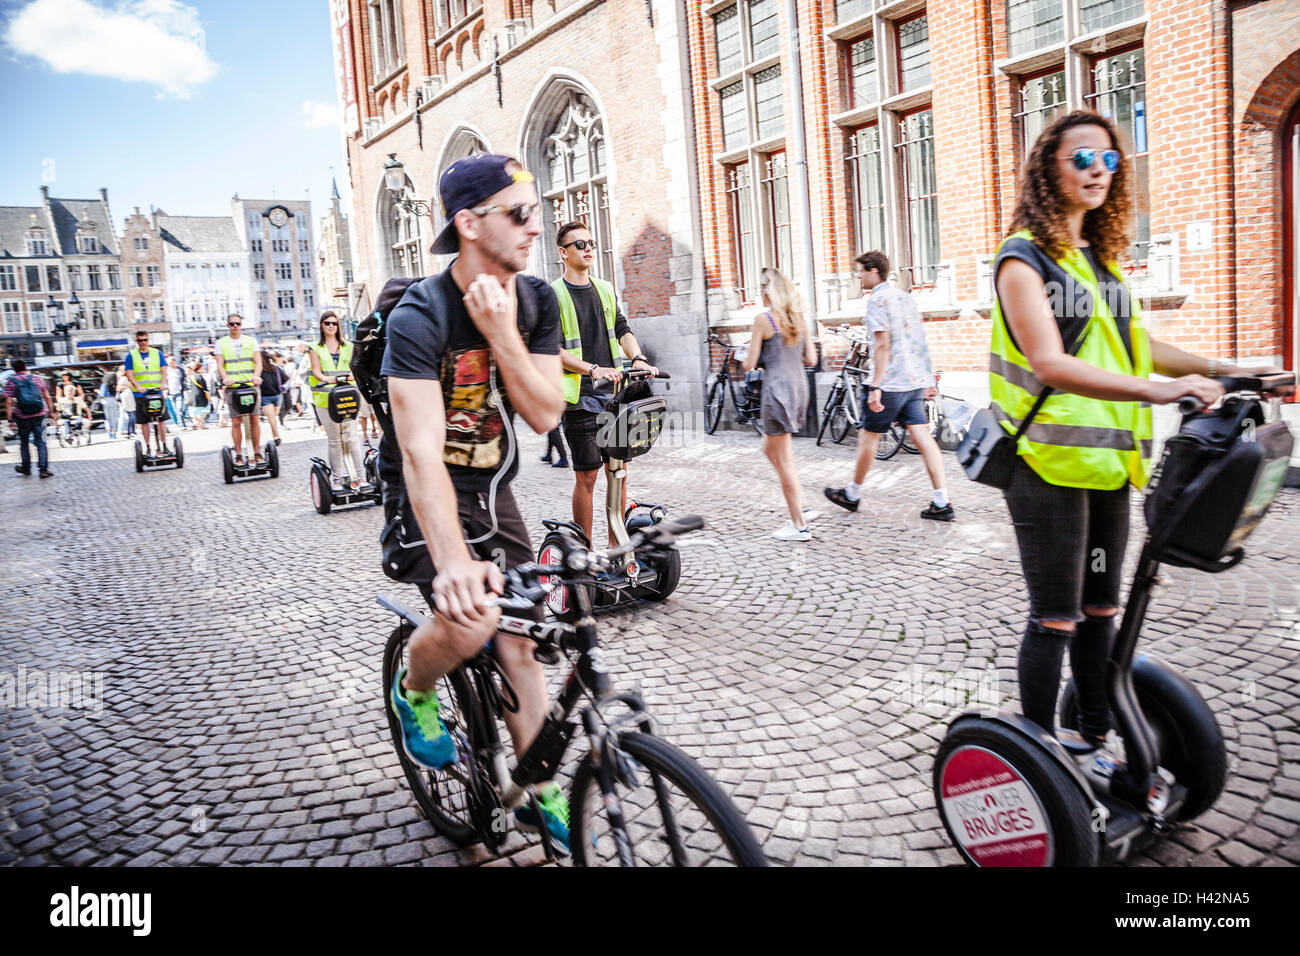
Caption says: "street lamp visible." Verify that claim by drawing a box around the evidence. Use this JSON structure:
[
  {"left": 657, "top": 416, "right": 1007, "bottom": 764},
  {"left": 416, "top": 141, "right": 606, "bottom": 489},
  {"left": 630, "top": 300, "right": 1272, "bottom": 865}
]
[
  {"left": 383, "top": 154, "right": 429, "bottom": 216},
  {"left": 50, "top": 293, "right": 81, "bottom": 360}
]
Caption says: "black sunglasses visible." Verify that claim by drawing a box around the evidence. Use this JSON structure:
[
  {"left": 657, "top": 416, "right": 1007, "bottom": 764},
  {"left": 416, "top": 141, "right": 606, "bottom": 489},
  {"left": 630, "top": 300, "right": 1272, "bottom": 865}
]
[
  {"left": 471, "top": 201, "right": 539, "bottom": 227},
  {"left": 228, "top": 322, "right": 241, "bottom": 328},
  {"left": 562, "top": 239, "right": 595, "bottom": 251},
  {"left": 322, "top": 321, "right": 338, "bottom": 327}
]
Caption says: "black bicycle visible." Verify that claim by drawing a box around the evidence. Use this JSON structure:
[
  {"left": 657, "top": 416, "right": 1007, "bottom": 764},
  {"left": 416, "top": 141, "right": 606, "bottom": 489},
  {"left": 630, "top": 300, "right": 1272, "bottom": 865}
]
[
  {"left": 704, "top": 334, "right": 762, "bottom": 435},
  {"left": 816, "top": 325, "right": 870, "bottom": 446},
  {"left": 380, "top": 515, "right": 768, "bottom": 867}
]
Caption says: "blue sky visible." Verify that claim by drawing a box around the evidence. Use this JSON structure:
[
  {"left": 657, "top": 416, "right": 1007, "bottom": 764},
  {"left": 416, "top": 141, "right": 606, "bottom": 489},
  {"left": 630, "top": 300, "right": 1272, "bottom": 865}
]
[{"left": 0, "top": 0, "right": 350, "bottom": 234}]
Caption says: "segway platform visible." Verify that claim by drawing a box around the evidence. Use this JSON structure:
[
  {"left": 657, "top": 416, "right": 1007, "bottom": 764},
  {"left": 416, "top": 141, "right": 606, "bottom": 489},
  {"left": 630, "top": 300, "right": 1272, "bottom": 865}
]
[
  {"left": 221, "top": 440, "right": 279, "bottom": 484},
  {"left": 309, "top": 448, "right": 380, "bottom": 514},
  {"left": 134, "top": 438, "right": 183, "bottom": 471}
]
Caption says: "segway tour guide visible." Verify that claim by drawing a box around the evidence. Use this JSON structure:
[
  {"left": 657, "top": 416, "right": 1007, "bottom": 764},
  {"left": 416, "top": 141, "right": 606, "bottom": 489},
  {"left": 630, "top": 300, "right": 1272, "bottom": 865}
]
[
  {"left": 537, "top": 365, "right": 678, "bottom": 620},
  {"left": 935, "top": 372, "right": 1295, "bottom": 866},
  {"left": 215, "top": 318, "right": 277, "bottom": 484},
  {"left": 307, "top": 340, "right": 379, "bottom": 514},
  {"left": 125, "top": 333, "right": 182, "bottom": 471}
]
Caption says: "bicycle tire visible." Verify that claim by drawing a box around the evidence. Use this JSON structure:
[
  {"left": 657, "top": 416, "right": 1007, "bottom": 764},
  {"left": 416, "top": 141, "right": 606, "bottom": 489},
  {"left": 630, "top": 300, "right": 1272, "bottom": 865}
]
[
  {"left": 569, "top": 731, "right": 768, "bottom": 867},
  {"left": 381, "top": 624, "right": 478, "bottom": 846},
  {"left": 875, "top": 425, "right": 903, "bottom": 460},
  {"left": 815, "top": 386, "right": 840, "bottom": 446},
  {"left": 901, "top": 428, "right": 919, "bottom": 454},
  {"left": 704, "top": 381, "right": 724, "bottom": 435},
  {"left": 830, "top": 403, "right": 852, "bottom": 444}
]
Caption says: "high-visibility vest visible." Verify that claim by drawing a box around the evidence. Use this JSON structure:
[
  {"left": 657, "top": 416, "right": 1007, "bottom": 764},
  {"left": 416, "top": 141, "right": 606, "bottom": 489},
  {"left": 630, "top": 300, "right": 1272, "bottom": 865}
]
[
  {"left": 218, "top": 335, "right": 257, "bottom": 384},
  {"left": 552, "top": 276, "right": 621, "bottom": 405},
  {"left": 988, "top": 229, "right": 1153, "bottom": 490},
  {"left": 128, "top": 348, "right": 163, "bottom": 393},
  {"left": 308, "top": 341, "right": 354, "bottom": 407}
]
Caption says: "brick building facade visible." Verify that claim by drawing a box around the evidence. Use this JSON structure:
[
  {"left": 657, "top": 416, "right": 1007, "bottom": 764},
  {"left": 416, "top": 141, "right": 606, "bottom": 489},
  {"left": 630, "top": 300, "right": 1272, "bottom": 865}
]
[
  {"left": 119, "top": 208, "right": 169, "bottom": 350},
  {"left": 329, "top": 0, "right": 709, "bottom": 402},
  {"left": 331, "top": 1, "right": 1299, "bottom": 407},
  {"left": 687, "top": 0, "right": 1300, "bottom": 397}
]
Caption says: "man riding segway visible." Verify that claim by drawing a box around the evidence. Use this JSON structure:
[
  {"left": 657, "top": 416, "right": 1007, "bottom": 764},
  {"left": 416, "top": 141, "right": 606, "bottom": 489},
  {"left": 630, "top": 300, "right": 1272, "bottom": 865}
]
[
  {"left": 125, "top": 329, "right": 181, "bottom": 469},
  {"left": 215, "top": 313, "right": 264, "bottom": 468}
]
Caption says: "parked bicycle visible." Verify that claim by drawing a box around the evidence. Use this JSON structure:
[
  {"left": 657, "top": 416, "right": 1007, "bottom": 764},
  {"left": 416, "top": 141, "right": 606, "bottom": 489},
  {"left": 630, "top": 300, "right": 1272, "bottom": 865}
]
[
  {"left": 704, "top": 333, "right": 762, "bottom": 435},
  {"left": 379, "top": 515, "right": 768, "bottom": 867},
  {"left": 895, "top": 373, "right": 972, "bottom": 455},
  {"left": 815, "top": 324, "right": 871, "bottom": 446}
]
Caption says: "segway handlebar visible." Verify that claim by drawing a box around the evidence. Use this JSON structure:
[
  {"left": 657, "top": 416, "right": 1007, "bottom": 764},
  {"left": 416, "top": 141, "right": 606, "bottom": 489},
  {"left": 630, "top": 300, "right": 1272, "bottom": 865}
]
[{"left": 1177, "top": 371, "right": 1296, "bottom": 416}]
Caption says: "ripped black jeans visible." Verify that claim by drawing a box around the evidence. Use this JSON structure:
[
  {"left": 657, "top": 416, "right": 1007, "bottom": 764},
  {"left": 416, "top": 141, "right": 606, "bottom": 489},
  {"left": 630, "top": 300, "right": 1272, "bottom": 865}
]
[{"left": 1004, "top": 455, "right": 1130, "bottom": 740}]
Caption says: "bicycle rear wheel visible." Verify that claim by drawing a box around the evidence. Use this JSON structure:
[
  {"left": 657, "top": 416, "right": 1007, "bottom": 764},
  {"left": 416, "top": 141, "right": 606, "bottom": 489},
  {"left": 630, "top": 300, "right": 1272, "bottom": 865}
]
[
  {"left": 381, "top": 624, "right": 477, "bottom": 846},
  {"left": 875, "top": 425, "right": 903, "bottom": 460},
  {"left": 569, "top": 731, "right": 767, "bottom": 867}
]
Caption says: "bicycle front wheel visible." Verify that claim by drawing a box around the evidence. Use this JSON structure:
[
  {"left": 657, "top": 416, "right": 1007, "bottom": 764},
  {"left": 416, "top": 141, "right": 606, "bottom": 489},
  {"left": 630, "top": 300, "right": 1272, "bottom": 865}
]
[
  {"left": 704, "top": 381, "right": 724, "bottom": 434},
  {"left": 569, "top": 732, "right": 767, "bottom": 867},
  {"left": 381, "top": 625, "right": 478, "bottom": 846},
  {"left": 830, "top": 402, "right": 852, "bottom": 444}
]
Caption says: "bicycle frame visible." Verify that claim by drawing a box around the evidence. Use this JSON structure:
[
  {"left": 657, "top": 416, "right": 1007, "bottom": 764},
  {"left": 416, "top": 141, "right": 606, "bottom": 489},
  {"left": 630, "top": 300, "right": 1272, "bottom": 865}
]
[{"left": 707, "top": 335, "right": 760, "bottom": 423}]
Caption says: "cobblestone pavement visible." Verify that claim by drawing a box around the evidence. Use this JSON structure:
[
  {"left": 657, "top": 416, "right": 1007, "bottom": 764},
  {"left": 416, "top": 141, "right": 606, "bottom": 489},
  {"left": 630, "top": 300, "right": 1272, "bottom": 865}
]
[{"left": 2, "top": 413, "right": 1298, "bottom": 867}]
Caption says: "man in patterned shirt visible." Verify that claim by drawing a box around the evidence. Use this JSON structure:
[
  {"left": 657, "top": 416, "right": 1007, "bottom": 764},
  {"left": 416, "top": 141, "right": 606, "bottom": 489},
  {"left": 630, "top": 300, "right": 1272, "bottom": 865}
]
[{"left": 824, "top": 250, "right": 954, "bottom": 521}]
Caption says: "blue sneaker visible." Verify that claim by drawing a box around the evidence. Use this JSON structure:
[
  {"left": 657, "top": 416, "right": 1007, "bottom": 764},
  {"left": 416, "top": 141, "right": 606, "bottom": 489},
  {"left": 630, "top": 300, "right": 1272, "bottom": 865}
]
[
  {"left": 515, "top": 781, "right": 570, "bottom": 854},
  {"left": 390, "top": 668, "right": 457, "bottom": 770}
]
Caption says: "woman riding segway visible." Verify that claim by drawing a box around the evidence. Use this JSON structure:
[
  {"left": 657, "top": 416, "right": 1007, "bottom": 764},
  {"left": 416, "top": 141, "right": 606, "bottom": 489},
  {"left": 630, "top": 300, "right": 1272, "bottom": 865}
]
[
  {"left": 934, "top": 110, "right": 1295, "bottom": 865},
  {"left": 307, "top": 310, "right": 377, "bottom": 513}
]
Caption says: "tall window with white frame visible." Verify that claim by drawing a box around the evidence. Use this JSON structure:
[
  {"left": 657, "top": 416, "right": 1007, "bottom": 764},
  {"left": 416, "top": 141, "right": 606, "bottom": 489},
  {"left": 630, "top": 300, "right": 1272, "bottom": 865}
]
[
  {"left": 540, "top": 92, "right": 612, "bottom": 282},
  {"left": 897, "top": 109, "right": 940, "bottom": 287},
  {"left": 3, "top": 302, "right": 21, "bottom": 334},
  {"left": 1088, "top": 46, "right": 1148, "bottom": 261},
  {"left": 368, "top": 0, "right": 405, "bottom": 80},
  {"left": 712, "top": 1, "right": 789, "bottom": 303},
  {"left": 1003, "top": 1, "right": 1149, "bottom": 263},
  {"left": 30, "top": 302, "right": 45, "bottom": 334},
  {"left": 847, "top": 126, "right": 887, "bottom": 255}
]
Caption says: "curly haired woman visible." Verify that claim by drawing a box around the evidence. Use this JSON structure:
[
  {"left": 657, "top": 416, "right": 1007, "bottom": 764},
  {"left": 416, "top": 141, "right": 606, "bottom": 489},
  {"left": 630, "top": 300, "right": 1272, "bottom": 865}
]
[{"left": 992, "top": 110, "right": 1258, "bottom": 753}]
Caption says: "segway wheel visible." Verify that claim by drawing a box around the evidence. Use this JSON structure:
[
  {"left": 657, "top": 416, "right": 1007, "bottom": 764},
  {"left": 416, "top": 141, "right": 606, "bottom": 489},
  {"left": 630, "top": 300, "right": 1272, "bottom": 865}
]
[
  {"left": 134, "top": 440, "right": 145, "bottom": 473},
  {"left": 221, "top": 446, "right": 234, "bottom": 484},
  {"left": 637, "top": 546, "right": 681, "bottom": 603},
  {"left": 933, "top": 718, "right": 1100, "bottom": 867},
  {"left": 538, "top": 534, "right": 583, "bottom": 623},
  {"left": 1059, "top": 656, "right": 1227, "bottom": 821},
  {"left": 310, "top": 463, "right": 332, "bottom": 515},
  {"left": 266, "top": 440, "right": 280, "bottom": 478},
  {"left": 174, "top": 438, "right": 184, "bottom": 469}
]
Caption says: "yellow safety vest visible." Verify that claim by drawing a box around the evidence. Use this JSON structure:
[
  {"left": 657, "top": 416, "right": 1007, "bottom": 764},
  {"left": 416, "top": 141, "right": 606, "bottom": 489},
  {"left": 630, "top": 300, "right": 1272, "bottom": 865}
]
[
  {"left": 218, "top": 335, "right": 257, "bottom": 384},
  {"left": 129, "top": 348, "right": 163, "bottom": 392},
  {"left": 989, "top": 230, "right": 1153, "bottom": 490},
  {"left": 308, "top": 341, "right": 354, "bottom": 407},
  {"left": 552, "top": 276, "right": 621, "bottom": 405}
]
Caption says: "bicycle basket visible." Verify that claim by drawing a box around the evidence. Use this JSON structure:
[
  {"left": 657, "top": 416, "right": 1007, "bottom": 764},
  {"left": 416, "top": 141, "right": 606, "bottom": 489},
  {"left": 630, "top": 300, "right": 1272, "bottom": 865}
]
[
  {"left": 327, "top": 383, "right": 362, "bottom": 423},
  {"left": 1143, "top": 396, "right": 1293, "bottom": 565},
  {"left": 229, "top": 385, "right": 259, "bottom": 418},
  {"left": 139, "top": 390, "right": 167, "bottom": 422},
  {"left": 596, "top": 396, "right": 667, "bottom": 461}
]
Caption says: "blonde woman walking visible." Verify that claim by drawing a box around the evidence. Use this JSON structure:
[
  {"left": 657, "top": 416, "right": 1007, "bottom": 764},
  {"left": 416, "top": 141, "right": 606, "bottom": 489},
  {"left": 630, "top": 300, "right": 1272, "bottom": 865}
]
[{"left": 742, "top": 267, "right": 818, "bottom": 541}]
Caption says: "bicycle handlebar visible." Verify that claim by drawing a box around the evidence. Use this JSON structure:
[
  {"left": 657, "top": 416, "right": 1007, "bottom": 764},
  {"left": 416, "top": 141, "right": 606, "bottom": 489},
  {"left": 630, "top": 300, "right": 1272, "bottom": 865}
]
[{"left": 1177, "top": 372, "right": 1296, "bottom": 415}]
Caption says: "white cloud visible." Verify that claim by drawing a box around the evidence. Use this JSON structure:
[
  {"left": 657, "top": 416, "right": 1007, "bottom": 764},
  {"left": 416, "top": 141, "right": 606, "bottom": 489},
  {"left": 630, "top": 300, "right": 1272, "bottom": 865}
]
[
  {"left": 300, "top": 100, "right": 340, "bottom": 130},
  {"left": 5, "top": 0, "right": 217, "bottom": 99}
]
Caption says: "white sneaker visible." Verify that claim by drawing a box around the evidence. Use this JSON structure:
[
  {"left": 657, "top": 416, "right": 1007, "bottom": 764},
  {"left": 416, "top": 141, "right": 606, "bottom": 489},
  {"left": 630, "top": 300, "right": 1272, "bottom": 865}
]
[
  {"left": 772, "top": 522, "right": 812, "bottom": 542},
  {"left": 802, "top": 508, "right": 822, "bottom": 523}
]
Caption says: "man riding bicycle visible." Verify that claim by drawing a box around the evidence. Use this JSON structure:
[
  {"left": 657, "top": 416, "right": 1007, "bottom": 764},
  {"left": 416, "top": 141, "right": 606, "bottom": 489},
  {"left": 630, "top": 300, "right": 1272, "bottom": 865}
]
[
  {"left": 124, "top": 330, "right": 170, "bottom": 454},
  {"left": 215, "top": 313, "right": 263, "bottom": 466},
  {"left": 380, "top": 155, "right": 569, "bottom": 849},
  {"left": 552, "top": 221, "right": 657, "bottom": 546}
]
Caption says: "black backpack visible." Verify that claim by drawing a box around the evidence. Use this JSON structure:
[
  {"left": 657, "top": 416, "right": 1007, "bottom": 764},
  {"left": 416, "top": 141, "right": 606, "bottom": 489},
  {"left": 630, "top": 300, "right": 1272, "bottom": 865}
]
[{"left": 350, "top": 271, "right": 541, "bottom": 445}]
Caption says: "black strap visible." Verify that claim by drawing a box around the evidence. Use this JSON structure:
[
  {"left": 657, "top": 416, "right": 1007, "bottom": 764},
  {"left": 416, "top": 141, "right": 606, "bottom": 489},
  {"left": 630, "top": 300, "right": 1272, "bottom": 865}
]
[{"left": 1010, "top": 319, "right": 1093, "bottom": 442}]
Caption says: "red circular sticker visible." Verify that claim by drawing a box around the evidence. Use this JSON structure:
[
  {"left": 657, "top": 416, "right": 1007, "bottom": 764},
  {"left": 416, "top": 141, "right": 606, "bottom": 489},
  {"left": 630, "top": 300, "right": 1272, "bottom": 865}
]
[{"left": 939, "top": 746, "right": 1052, "bottom": 866}]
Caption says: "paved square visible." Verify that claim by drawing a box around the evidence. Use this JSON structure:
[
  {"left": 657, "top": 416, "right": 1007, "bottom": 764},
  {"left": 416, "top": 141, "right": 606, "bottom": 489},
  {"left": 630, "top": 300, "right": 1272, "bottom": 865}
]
[{"left": 2, "top": 416, "right": 1297, "bottom": 866}]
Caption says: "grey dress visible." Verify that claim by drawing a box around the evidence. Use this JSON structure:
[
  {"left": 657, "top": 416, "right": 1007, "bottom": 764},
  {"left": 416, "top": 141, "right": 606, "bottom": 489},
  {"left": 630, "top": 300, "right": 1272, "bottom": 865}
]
[{"left": 758, "top": 313, "right": 809, "bottom": 436}]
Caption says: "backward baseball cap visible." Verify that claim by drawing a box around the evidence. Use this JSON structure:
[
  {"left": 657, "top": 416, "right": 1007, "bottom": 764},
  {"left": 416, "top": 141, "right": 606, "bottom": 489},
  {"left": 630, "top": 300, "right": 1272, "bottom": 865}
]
[{"left": 430, "top": 154, "right": 535, "bottom": 255}]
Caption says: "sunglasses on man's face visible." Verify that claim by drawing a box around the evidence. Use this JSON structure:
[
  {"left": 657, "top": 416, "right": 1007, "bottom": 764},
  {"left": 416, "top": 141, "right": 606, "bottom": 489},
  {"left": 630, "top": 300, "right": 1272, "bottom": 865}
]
[
  {"left": 471, "top": 201, "right": 540, "bottom": 227},
  {"left": 562, "top": 239, "right": 595, "bottom": 251},
  {"left": 228, "top": 322, "right": 241, "bottom": 328},
  {"left": 1062, "top": 148, "right": 1121, "bottom": 173}
]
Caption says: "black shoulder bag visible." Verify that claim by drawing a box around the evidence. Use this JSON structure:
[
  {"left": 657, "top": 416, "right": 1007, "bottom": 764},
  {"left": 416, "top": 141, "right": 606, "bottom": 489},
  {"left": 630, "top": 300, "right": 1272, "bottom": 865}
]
[{"left": 956, "top": 320, "right": 1091, "bottom": 489}]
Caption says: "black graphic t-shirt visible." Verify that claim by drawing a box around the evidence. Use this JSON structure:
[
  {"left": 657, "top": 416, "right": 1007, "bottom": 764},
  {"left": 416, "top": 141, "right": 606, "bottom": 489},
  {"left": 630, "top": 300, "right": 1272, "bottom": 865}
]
[{"left": 381, "top": 269, "right": 561, "bottom": 492}]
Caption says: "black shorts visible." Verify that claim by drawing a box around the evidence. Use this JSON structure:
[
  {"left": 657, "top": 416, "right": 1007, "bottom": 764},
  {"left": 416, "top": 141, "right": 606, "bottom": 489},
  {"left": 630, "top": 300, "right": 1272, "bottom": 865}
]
[
  {"left": 562, "top": 407, "right": 607, "bottom": 472},
  {"left": 859, "top": 387, "right": 927, "bottom": 433},
  {"left": 390, "top": 484, "right": 542, "bottom": 622}
]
